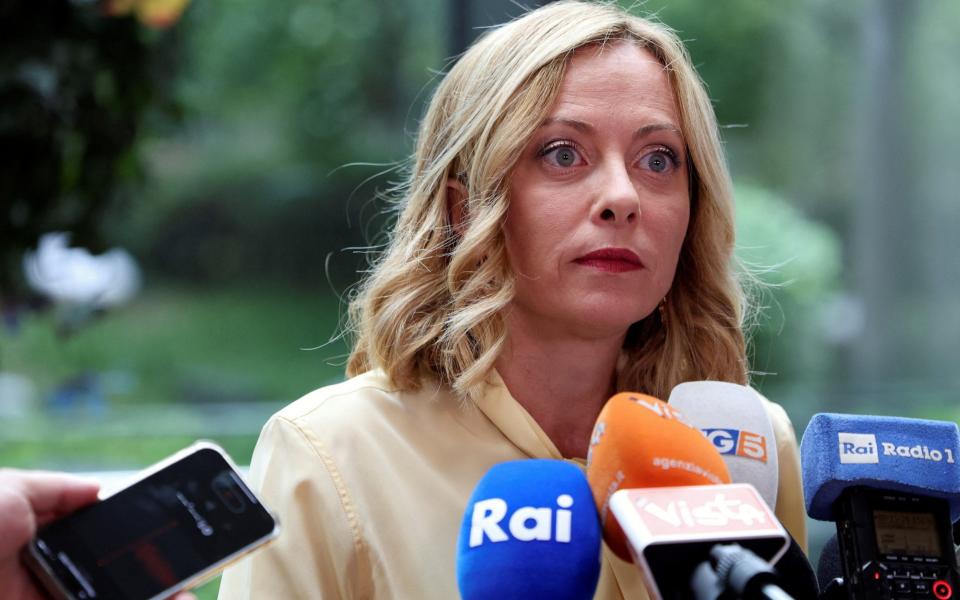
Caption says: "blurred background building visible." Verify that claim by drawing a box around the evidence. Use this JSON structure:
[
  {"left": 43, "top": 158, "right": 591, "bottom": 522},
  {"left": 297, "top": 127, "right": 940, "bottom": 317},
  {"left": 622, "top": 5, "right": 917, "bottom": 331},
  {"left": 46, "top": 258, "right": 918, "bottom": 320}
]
[{"left": 2, "top": 0, "right": 959, "bottom": 594}]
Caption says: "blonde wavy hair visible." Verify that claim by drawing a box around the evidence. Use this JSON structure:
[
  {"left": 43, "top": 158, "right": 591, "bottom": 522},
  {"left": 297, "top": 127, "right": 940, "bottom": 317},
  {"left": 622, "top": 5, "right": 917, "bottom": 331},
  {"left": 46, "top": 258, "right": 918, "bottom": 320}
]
[{"left": 346, "top": 0, "right": 748, "bottom": 401}]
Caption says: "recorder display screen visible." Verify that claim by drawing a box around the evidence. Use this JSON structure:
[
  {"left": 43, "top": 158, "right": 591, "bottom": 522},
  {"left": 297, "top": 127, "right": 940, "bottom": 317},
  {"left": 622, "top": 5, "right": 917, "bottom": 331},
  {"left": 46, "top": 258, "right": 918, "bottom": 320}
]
[
  {"left": 32, "top": 447, "right": 276, "bottom": 600},
  {"left": 873, "top": 509, "right": 942, "bottom": 558}
]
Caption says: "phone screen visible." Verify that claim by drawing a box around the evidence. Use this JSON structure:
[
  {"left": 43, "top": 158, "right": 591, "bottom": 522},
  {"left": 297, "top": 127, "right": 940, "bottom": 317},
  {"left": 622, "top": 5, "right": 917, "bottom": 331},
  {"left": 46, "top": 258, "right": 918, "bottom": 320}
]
[{"left": 30, "top": 446, "right": 277, "bottom": 600}]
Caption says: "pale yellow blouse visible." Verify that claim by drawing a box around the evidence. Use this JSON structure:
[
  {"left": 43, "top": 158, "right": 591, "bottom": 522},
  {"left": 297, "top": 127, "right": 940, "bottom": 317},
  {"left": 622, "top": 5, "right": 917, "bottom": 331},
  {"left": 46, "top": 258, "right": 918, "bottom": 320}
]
[{"left": 218, "top": 370, "right": 806, "bottom": 599}]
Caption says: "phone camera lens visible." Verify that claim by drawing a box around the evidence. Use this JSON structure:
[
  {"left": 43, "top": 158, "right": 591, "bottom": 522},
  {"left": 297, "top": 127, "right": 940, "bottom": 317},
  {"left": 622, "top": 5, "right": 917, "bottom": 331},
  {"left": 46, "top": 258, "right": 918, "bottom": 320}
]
[{"left": 212, "top": 472, "right": 247, "bottom": 514}]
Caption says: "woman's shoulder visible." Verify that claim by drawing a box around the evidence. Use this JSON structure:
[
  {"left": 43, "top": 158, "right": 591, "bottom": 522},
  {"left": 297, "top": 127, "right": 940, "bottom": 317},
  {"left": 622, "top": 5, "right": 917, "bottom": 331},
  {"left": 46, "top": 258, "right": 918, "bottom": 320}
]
[
  {"left": 266, "top": 369, "right": 461, "bottom": 444},
  {"left": 752, "top": 388, "right": 808, "bottom": 551},
  {"left": 276, "top": 369, "right": 398, "bottom": 420},
  {"left": 753, "top": 391, "right": 799, "bottom": 446}
]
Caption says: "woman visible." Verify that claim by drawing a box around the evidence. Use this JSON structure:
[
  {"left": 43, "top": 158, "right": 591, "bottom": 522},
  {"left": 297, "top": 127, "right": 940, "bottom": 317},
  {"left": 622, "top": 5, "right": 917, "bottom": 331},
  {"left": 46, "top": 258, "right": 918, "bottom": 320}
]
[{"left": 218, "top": 2, "right": 807, "bottom": 598}]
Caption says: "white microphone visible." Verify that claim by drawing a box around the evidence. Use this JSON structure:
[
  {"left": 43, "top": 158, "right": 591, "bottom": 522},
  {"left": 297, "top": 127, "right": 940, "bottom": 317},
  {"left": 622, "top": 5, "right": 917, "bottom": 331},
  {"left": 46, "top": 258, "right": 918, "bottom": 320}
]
[{"left": 669, "top": 381, "right": 779, "bottom": 509}]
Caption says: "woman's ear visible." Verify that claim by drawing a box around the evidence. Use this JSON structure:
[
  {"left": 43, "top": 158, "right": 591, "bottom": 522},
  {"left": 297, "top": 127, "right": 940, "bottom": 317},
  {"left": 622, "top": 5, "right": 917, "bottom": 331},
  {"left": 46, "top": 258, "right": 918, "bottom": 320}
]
[{"left": 446, "top": 178, "right": 468, "bottom": 237}]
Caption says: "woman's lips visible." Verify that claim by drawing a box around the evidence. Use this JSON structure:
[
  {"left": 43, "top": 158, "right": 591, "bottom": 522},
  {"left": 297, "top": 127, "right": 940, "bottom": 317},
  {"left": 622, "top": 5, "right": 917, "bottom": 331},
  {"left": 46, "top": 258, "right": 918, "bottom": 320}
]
[{"left": 574, "top": 248, "right": 644, "bottom": 273}]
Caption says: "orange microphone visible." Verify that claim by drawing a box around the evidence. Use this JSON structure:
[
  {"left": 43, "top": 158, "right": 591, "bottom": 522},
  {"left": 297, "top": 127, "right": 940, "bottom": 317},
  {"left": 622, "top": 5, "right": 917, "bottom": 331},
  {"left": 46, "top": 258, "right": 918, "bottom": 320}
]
[{"left": 585, "top": 392, "right": 731, "bottom": 561}]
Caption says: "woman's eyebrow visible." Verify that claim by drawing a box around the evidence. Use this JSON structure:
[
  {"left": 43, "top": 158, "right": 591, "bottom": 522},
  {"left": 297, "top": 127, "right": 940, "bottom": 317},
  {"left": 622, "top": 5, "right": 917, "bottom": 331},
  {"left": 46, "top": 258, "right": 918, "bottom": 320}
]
[
  {"left": 540, "top": 116, "right": 594, "bottom": 132},
  {"left": 633, "top": 122, "right": 682, "bottom": 140},
  {"left": 539, "top": 117, "right": 682, "bottom": 141}
]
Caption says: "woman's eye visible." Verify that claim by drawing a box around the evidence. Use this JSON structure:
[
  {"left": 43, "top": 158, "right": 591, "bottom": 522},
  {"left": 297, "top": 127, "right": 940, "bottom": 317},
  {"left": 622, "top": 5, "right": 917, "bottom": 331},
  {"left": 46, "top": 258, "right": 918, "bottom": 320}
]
[
  {"left": 641, "top": 149, "right": 678, "bottom": 174},
  {"left": 539, "top": 142, "right": 583, "bottom": 169}
]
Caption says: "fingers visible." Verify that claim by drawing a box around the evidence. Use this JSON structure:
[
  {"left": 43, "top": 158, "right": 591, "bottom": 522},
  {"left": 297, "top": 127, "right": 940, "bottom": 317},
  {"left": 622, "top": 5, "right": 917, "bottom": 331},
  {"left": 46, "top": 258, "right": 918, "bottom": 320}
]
[
  {"left": 0, "top": 469, "right": 100, "bottom": 525},
  {"left": 0, "top": 486, "right": 36, "bottom": 560}
]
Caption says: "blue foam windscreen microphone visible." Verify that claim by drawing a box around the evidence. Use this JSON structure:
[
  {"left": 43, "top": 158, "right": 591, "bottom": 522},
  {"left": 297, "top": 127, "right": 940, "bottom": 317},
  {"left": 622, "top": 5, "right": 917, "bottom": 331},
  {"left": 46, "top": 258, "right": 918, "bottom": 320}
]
[
  {"left": 456, "top": 459, "right": 601, "bottom": 600},
  {"left": 800, "top": 412, "right": 960, "bottom": 520}
]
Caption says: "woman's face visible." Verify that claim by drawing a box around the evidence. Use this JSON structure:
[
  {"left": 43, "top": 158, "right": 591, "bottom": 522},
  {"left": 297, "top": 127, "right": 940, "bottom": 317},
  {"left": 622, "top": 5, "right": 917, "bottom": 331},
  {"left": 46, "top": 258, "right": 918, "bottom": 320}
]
[{"left": 504, "top": 41, "right": 690, "bottom": 341}]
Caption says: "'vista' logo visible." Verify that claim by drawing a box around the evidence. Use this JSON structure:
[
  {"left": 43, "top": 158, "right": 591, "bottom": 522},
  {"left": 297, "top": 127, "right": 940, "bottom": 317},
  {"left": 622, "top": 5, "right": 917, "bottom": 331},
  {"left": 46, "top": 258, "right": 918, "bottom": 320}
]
[{"left": 633, "top": 493, "right": 768, "bottom": 529}]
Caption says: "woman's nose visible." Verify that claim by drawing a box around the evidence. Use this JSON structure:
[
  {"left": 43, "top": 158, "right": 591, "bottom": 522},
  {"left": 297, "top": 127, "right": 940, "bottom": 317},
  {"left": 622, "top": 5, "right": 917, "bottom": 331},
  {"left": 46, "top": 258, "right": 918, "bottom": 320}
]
[{"left": 594, "top": 163, "right": 639, "bottom": 225}]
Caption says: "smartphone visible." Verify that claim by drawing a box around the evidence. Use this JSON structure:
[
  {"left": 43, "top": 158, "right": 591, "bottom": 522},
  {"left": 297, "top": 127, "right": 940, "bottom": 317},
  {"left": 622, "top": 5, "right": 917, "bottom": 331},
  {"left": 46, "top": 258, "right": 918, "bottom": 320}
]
[{"left": 23, "top": 441, "right": 280, "bottom": 600}]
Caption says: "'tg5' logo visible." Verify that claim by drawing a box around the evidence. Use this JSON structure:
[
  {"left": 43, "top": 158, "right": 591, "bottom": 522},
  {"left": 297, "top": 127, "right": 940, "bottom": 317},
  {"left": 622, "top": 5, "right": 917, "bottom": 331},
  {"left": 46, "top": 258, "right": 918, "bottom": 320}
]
[{"left": 702, "top": 429, "right": 768, "bottom": 463}]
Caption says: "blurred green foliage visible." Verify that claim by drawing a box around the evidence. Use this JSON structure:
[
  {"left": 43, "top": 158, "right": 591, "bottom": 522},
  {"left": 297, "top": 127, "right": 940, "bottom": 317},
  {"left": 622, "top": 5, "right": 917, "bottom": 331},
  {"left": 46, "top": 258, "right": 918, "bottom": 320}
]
[
  {"left": 0, "top": 283, "right": 346, "bottom": 472},
  {"left": 734, "top": 183, "right": 842, "bottom": 387},
  {"left": 620, "top": 0, "right": 779, "bottom": 129},
  {"left": 0, "top": 432, "right": 257, "bottom": 472},
  {"left": 1, "top": 284, "right": 345, "bottom": 407},
  {"left": 0, "top": 0, "right": 181, "bottom": 302},
  {"left": 4, "top": 0, "right": 960, "bottom": 482},
  {"left": 118, "top": 0, "right": 446, "bottom": 288},
  {"left": 2, "top": 1, "right": 958, "bottom": 584}
]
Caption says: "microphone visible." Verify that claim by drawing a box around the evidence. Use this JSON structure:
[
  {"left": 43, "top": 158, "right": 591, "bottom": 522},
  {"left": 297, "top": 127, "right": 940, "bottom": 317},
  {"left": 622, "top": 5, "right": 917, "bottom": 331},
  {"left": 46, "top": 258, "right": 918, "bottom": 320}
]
[
  {"left": 816, "top": 534, "right": 847, "bottom": 600},
  {"left": 585, "top": 392, "right": 731, "bottom": 562},
  {"left": 956, "top": 517, "right": 960, "bottom": 571},
  {"left": 669, "top": 381, "right": 779, "bottom": 510},
  {"left": 587, "top": 393, "right": 800, "bottom": 599},
  {"left": 691, "top": 543, "right": 798, "bottom": 600},
  {"left": 801, "top": 412, "right": 960, "bottom": 521},
  {"left": 775, "top": 535, "right": 819, "bottom": 599},
  {"left": 800, "top": 413, "right": 960, "bottom": 600},
  {"left": 609, "top": 483, "right": 791, "bottom": 600},
  {"left": 670, "top": 382, "right": 820, "bottom": 598},
  {"left": 455, "top": 459, "right": 602, "bottom": 600}
]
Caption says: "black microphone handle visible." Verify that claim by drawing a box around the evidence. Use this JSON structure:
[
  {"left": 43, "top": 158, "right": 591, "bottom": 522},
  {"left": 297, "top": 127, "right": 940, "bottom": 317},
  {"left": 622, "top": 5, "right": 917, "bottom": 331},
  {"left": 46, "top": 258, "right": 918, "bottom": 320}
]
[
  {"left": 757, "top": 585, "right": 796, "bottom": 600},
  {"left": 689, "top": 560, "right": 726, "bottom": 600},
  {"left": 953, "top": 516, "right": 959, "bottom": 545},
  {"left": 815, "top": 534, "right": 842, "bottom": 592},
  {"left": 816, "top": 577, "right": 848, "bottom": 600},
  {"left": 773, "top": 533, "right": 820, "bottom": 599},
  {"left": 711, "top": 544, "right": 797, "bottom": 600}
]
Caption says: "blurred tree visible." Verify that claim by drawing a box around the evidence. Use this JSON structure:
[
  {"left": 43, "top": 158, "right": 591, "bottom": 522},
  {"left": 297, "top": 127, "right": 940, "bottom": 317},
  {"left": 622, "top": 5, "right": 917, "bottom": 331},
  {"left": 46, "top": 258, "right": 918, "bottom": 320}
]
[
  {"left": 0, "top": 0, "right": 183, "bottom": 310},
  {"left": 450, "top": 0, "right": 555, "bottom": 55},
  {"left": 734, "top": 183, "right": 842, "bottom": 388},
  {"left": 850, "top": 0, "right": 920, "bottom": 382},
  {"left": 619, "top": 0, "right": 777, "bottom": 133},
  {"left": 127, "top": 0, "right": 447, "bottom": 288}
]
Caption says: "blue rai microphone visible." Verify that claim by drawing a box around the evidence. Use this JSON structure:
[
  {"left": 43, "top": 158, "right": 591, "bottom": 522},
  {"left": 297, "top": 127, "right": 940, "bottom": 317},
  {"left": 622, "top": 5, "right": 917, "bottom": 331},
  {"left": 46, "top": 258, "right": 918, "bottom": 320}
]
[
  {"left": 456, "top": 459, "right": 601, "bottom": 600},
  {"left": 801, "top": 413, "right": 960, "bottom": 600},
  {"left": 800, "top": 412, "right": 960, "bottom": 521}
]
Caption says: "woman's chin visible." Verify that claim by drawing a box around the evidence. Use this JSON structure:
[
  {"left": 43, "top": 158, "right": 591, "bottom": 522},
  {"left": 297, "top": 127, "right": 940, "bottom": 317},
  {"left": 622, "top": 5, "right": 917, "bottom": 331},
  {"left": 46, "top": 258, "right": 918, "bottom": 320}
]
[{"left": 562, "top": 307, "right": 654, "bottom": 341}]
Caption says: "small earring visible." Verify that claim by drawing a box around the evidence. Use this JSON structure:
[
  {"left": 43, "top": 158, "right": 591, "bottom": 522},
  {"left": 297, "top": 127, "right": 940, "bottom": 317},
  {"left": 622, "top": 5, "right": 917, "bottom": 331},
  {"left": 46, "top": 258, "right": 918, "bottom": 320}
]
[{"left": 658, "top": 296, "right": 668, "bottom": 328}]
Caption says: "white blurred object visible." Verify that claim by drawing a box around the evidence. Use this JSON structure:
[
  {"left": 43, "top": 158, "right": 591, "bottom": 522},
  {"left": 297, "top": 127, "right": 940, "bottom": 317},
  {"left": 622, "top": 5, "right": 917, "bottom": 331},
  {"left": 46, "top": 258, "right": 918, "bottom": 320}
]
[
  {"left": 22, "top": 232, "right": 141, "bottom": 309},
  {"left": 0, "top": 372, "right": 38, "bottom": 417}
]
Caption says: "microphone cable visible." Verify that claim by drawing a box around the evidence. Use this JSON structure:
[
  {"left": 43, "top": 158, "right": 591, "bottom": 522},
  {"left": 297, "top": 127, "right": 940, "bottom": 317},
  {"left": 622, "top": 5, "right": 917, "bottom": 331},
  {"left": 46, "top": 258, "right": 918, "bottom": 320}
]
[{"left": 691, "top": 544, "right": 796, "bottom": 600}]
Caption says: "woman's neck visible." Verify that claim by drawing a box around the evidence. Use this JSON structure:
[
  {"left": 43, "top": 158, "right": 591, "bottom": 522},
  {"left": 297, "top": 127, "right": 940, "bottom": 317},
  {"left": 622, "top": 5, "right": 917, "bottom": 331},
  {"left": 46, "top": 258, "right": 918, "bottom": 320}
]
[{"left": 494, "top": 318, "right": 625, "bottom": 459}]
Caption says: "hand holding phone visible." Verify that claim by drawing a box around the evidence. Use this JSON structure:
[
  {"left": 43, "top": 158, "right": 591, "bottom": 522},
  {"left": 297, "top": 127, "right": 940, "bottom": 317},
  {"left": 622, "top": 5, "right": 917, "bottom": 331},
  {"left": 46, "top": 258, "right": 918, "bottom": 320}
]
[
  {"left": 18, "top": 442, "right": 279, "bottom": 600},
  {"left": 1, "top": 470, "right": 100, "bottom": 600}
]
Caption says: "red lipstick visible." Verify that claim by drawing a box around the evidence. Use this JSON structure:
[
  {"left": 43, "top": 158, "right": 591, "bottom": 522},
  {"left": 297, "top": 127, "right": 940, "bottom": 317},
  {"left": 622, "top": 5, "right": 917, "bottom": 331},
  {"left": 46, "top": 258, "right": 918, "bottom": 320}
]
[{"left": 574, "top": 248, "right": 643, "bottom": 273}]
